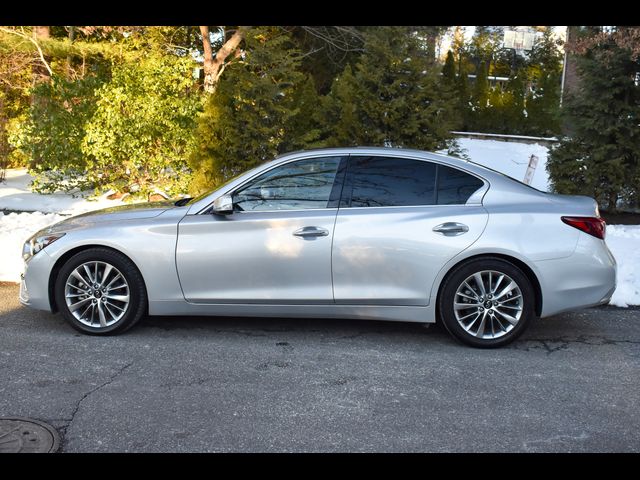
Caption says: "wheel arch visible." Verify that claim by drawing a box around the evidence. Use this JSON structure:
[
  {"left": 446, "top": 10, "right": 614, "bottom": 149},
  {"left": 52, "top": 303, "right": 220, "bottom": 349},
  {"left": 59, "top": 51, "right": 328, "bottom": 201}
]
[
  {"left": 48, "top": 244, "right": 148, "bottom": 314},
  {"left": 435, "top": 253, "right": 543, "bottom": 319}
]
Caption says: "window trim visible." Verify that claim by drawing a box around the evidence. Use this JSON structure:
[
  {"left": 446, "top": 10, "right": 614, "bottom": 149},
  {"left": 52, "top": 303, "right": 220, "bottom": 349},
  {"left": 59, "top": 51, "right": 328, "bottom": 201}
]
[
  {"left": 196, "top": 152, "right": 489, "bottom": 214},
  {"left": 340, "top": 154, "right": 487, "bottom": 209}
]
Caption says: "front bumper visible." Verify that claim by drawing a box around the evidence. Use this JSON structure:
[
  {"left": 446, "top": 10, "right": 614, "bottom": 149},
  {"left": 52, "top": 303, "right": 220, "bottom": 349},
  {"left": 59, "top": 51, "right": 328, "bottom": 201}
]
[{"left": 19, "top": 249, "right": 55, "bottom": 312}]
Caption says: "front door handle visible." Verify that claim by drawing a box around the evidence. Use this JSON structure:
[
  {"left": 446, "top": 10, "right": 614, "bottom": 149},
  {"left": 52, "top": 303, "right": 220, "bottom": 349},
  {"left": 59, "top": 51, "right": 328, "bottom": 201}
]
[
  {"left": 432, "top": 222, "right": 469, "bottom": 236},
  {"left": 293, "top": 226, "right": 329, "bottom": 238}
]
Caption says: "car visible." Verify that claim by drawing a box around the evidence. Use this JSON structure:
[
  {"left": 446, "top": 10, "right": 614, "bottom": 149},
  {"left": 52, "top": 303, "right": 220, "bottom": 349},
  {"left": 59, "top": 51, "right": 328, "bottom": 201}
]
[{"left": 19, "top": 147, "right": 617, "bottom": 347}]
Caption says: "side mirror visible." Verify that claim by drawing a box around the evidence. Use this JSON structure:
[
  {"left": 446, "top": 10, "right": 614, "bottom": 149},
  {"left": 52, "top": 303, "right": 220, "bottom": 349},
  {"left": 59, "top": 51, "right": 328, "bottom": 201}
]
[{"left": 212, "top": 194, "right": 234, "bottom": 215}]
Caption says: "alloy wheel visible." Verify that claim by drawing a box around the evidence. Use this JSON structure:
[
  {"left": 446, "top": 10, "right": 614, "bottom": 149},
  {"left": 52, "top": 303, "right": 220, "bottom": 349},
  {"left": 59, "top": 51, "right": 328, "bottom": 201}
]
[
  {"left": 453, "top": 270, "right": 524, "bottom": 339},
  {"left": 64, "top": 261, "right": 130, "bottom": 328}
]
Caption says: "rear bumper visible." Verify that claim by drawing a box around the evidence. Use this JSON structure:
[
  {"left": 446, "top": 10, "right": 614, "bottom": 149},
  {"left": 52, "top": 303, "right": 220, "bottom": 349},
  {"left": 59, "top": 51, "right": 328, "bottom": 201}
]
[{"left": 536, "top": 232, "right": 616, "bottom": 317}]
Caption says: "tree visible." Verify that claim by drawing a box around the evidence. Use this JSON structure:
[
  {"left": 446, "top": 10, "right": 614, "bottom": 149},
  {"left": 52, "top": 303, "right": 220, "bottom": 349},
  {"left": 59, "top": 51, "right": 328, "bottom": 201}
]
[
  {"left": 547, "top": 35, "right": 640, "bottom": 211},
  {"left": 287, "top": 26, "right": 365, "bottom": 95},
  {"left": 468, "top": 60, "right": 489, "bottom": 130},
  {"left": 524, "top": 27, "right": 563, "bottom": 136},
  {"left": 188, "top": 27, "right": 313, "bottom": 194},
  {"left": 473, "top": 60, "right": 489, "bottom": 108},
  {"left": 199, "top": 26, "right": 250, "bottom": 94},
  {"left": 318, "top": 26, "right": 458, "bottom": 150},
  {"left": 442, "top": 50, "right": 456, "bottom": 85}
]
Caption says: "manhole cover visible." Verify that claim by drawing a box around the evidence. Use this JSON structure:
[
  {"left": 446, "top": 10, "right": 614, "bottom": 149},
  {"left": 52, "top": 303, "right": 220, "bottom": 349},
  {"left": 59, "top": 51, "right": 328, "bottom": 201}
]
[{"left": 0, "top": 418, "right": 60, "bottom": 453}]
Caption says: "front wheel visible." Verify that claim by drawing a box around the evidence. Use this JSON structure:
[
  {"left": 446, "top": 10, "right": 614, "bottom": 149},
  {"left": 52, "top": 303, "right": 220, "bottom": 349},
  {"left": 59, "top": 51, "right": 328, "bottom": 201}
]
[
  {"left": 438, "top": 258, "right": 535, "bottom": 348},
  {"left": 54, "top": 248, "right": 147, "bottom": 335}
]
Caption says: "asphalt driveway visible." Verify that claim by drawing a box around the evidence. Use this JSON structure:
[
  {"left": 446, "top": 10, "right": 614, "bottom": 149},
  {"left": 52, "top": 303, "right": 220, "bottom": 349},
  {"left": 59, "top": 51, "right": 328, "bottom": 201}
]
[{"left": 1, "top": 282, "right": 638, "bottom": 452}]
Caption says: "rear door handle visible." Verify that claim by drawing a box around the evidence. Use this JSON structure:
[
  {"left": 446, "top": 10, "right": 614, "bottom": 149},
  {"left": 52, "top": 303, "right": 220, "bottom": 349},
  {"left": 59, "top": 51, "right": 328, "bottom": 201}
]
[
  {"left": 432, "top": 222, "right": 469, "bottom": 236},
  {"left": 293, "top": 226, "right": 329, "bottom": 238}
]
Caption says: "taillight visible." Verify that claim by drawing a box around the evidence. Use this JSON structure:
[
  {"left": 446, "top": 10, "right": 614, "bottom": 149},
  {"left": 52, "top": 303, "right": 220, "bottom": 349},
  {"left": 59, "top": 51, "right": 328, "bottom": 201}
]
[{"left": 561, "top": 216, "right": 606, "bottom": 239}]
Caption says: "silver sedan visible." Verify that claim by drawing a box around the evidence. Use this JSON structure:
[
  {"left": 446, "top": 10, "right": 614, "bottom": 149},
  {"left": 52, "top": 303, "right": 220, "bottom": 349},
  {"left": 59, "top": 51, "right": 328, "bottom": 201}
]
[{"left": 19, "top": 147, "right": 617, "bottom": 347}]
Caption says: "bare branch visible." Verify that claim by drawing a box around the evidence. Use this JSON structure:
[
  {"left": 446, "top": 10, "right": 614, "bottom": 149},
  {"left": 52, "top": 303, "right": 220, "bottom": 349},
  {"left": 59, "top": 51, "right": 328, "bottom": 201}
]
[
  {"left": 0, "top": 26, "right": 53, "bottom": 76},
  {"left": 299, "top": 26, "right": 365, "bottom": 53}
]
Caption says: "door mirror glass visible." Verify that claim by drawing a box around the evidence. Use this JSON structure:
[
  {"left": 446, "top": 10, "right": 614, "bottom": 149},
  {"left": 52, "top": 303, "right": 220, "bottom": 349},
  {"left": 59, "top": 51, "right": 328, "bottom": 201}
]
[{"left": 212, "top": 194, "right": 234, "bottom": 215}]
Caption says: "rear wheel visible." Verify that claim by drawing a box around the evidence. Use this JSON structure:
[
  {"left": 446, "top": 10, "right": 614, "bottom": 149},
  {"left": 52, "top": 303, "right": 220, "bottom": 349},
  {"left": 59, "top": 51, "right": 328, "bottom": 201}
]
[
  {"left": 54, "top": 248, "right": 146, "bottom": 335},
  {"left": 438, "top": 258, "right": 535, "bottom": 348}
]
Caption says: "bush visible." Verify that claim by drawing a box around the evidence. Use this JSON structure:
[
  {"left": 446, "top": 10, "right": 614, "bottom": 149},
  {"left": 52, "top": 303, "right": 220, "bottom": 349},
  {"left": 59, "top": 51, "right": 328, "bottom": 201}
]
[
  {"left": 82, "top": 55, "right": 202, "bottom": 198},
  {"left": 12, "top": 73, "right": 106, "bottom": 192}
]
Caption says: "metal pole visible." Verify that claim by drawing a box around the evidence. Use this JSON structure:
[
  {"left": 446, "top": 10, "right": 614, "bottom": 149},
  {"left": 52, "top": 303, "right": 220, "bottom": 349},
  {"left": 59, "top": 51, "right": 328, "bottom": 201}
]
[{"left": 560, "top": 47, "right": 568, "bottom": 107}]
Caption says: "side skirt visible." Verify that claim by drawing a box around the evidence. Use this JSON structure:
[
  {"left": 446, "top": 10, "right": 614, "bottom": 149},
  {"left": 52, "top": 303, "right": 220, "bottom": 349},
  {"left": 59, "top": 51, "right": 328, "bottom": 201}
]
[{"left": 148, "top": 300, "right": 436, "bottom": 323}]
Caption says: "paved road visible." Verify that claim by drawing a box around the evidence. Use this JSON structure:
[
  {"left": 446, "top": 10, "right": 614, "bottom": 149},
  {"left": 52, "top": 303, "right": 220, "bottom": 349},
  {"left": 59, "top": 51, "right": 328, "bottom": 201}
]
[{"left": 1, "top": 282, "right": 638, "bottom": 452}]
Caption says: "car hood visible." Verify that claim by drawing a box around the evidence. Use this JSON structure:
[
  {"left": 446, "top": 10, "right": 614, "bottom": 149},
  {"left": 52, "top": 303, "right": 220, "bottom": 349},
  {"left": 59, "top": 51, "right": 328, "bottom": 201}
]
[{"left": 44, "top": 201, "right": 175, "bottom": 233}]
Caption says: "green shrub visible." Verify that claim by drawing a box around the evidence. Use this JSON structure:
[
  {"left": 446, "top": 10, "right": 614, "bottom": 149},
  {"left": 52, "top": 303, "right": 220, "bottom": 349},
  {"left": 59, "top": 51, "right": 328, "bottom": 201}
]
[{"left": 82, "top": 55, "right": 202, "bottom": 198}]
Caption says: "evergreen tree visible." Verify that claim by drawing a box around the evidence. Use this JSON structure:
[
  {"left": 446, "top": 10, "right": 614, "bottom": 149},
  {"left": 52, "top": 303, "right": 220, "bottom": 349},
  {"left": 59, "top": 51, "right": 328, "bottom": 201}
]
[
  {"left": 319, "top": 26, "right": 458, "bottom": 150},
  {"left": 524, "top": 28, "right": 563, "bottom": 136},
  {"left": 473, "top": 61, "right": 489, "bottom": 108},
  {"left": 456, "top": 56, "right": 472, "bottom": 129},
  {"left": 468, "top": 61, "right": 489, "bottom": 130},
  {"left": 547, "top": 36, "right": 640, "bottom": 211},
  {"left": 188, "top": 27, "right": 316, "bottom": 194},
  {"left": 503, "top": 72, "right": 527, "bottom": 134},
  {"left": 442, "top": 50, "right": 456, "bottom": 85},
  {"left": 281, "top": 75, "right": 323, "bottom": 152},
  {"left": 317, "top": 64, "right": 361, "bottom": 147}
]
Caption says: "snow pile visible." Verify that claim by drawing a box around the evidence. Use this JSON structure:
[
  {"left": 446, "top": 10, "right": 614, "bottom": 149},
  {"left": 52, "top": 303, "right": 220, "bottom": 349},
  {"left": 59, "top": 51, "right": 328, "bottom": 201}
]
[
  {"left": 0, "top": 168, "right": 126, "bottom": 214},
  {"left": 0, "top": 211, "right": 64, "bottom": 282},
  {"left": 606, "top": 225, "right": 640, "bottom": 307},
  {"left": 446, "top": 137, "right": 551, "bottom": 192}
]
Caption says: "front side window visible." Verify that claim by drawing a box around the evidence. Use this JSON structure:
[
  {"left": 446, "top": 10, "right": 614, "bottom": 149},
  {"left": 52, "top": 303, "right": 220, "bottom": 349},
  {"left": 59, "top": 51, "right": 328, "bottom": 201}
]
[
  {"left": 233, "top": 157, "right": 343, "bottom": 212},
  {"left": 348, "top": 156, "right": 437, "bottom": 207}
]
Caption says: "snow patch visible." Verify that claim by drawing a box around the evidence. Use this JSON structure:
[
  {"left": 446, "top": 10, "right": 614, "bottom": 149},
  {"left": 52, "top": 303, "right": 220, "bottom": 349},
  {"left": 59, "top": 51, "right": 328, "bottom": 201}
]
[
  {"left": 0, "top": 211, "right": 64, "bottom": 282},
  {"left": 0, "top": 168, "right": 128, "bottom": 214},
  {"left": 445, "top": 138, "right": 551, "bottom": 192},
  {"left": 606, "top": 225, "right": 640, "bottom": 307}
]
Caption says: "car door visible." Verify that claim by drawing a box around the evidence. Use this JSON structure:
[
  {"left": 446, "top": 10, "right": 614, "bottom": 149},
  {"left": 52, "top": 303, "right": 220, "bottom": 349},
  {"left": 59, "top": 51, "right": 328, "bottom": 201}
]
[
  {"left": 332, "top": 155, "right": 489, "bottom": 306},
  {"left": 176, "top": 156, "right": 347, "bottom": 303}
]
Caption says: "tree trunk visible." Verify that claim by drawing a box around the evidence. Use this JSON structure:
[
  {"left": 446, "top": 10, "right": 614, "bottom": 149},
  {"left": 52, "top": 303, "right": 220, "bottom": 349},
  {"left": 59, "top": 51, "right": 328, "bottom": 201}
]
[
  {"left": 30, "top": 26, "right": 51, "bottom": 168},
  {"left": 34, "top": 26, "right": 50, "bottom": 40},
  {"left": 66, "top": 26, "right": 75, "bottom": 78},
  {"left": 199, "top": 26, "right": 250, "bottom": 94},
  {"left": 607, "top": 191, "right": 619, "bottom": 213}
]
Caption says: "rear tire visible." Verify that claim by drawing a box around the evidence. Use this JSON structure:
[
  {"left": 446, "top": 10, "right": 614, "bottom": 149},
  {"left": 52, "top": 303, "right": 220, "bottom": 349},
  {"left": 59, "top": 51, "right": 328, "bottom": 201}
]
[
  {"left": 438, "top": 257, "right": 535, "bottom": 348},
  {"left": 54, "top": 248, "right": 147, "bottom": 335}
]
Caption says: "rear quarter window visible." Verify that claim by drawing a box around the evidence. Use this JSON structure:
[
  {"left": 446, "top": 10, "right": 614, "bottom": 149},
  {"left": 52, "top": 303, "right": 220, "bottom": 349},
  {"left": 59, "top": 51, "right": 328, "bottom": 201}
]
[{"left": 437, "top": 165, "right": 485, "bottom": 205}]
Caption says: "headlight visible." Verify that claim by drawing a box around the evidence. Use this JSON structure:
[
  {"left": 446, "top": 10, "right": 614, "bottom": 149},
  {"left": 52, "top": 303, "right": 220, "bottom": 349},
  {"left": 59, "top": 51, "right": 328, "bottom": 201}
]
[{"left": 22, "top": 233, "right": 65, "bottom": 262}]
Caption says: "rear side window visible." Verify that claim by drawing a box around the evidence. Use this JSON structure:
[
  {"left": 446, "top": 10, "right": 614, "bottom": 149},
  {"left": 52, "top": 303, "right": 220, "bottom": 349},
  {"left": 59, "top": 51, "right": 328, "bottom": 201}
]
[
  {"left": 348, "top": 156, "right": 437, "bottom": 207},
  {"left": 437, "top": 165, "right": 484, "bottom": 205}
]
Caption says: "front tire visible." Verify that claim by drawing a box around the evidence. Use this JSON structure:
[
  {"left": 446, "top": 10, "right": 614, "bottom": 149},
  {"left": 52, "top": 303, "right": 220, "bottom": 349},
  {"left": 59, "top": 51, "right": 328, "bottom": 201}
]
[
  {"left": 438, "top": 257, "right": 535, "bottom": 348},
  {"left": 54, "top": 248, "right": 147, "bottom": 335}
]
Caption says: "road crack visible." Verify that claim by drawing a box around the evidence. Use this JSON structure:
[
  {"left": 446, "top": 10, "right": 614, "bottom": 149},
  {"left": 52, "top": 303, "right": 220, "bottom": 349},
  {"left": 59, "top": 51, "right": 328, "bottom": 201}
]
[
  {"left": 59, "top": 361, "right": 134, "bottom": 451},
  {"left": 512, "top": 335, "right": 640, "bottom": 354}
]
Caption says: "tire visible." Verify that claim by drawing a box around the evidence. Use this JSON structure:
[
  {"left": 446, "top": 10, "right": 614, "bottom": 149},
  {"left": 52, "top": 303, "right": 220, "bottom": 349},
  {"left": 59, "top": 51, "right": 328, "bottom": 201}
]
[
  {"left": 54, "top": 248, "right": 147, "bottom": 335},
  {"left": 437, "top": 257, "right": 535, "bottom": 348}
]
